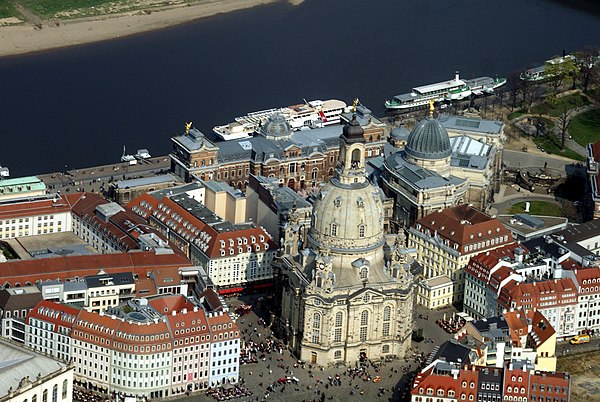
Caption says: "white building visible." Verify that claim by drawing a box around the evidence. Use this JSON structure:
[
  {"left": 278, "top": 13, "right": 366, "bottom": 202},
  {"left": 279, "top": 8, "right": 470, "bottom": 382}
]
[
  {"left": 0, "top": 338, "right": 74, "bottom": 402},
  {"left": 0, "top": 194, "right": 73, "bottom": 239},
  {"left": 129, "top": 188, "right": 276, "bottom": 291}
]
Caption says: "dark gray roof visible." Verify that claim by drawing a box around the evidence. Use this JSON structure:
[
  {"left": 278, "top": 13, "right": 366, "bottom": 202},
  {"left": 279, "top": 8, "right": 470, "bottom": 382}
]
[
  {"left": 405, "top": 117, "right": 452, "bottom": 160},
  {"left": 272, "top": 186, "right": 311, "bottom": 212},
  {"left": 0, "top": 287, "right": 43, "bottom": 316},
  {"left": 390, "top": 126, "right": 410, "bottom": 140},
  {"left": 384, "top": 152, "right": 465, "bottom": 190},
  {"left": 557, "top": 220, "right": 600, "bottom": 243},
  {"left": 149, "top": 183, "right": 203, "bottom": 200},
  {"left": 85, "top": 272, "right": 134, "bottom": 288},
  {"left": 435, "top": 340, "right": 472, "bottom": 365},
  {"left": 216, "top": 124, "right": 341, "bottom": 164},
  {"left": 472, "top": 316, "right": 509, "bottom": 333}
]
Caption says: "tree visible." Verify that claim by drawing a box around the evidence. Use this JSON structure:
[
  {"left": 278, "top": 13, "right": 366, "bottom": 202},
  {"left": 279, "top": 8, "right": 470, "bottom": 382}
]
[
  {"left": 554, "top": 101, "right": 575, "bottom": 150},
  {"left": 544, "top": 55, "right": 580, "bottom": 92},
  {"left": 574, "top": 47, "right": 600, "bottom": 92},
  {"left": 506, "top": 71, "right": 522, "bottom": 111}
]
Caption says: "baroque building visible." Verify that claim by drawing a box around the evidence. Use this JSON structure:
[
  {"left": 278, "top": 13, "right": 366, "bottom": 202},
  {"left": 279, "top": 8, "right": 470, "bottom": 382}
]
[
  {"left": 169, "top": 105, "right": 387, "bottom": 190},
  {"left": 382, "top": 110, "right": 500, "bottom": 230},
  {"left": 277, "top": 117, "right": 416, "bottom": 366}
]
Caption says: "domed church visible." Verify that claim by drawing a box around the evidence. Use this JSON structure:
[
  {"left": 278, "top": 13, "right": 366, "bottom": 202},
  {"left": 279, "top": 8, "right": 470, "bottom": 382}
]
[
  {"left": 382, "top": 109, "right": 497, "bottom": 230},
  {"left": 277, "top": 116, "right": 416, "bottom": 366}
]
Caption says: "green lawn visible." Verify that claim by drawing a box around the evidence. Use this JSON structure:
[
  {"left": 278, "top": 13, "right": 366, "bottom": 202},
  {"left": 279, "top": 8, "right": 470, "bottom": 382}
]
[
  {"left": 509, "top": 201, "right": 563, "bottom": 216},
  {"left": 533, "top": 135, "right": 585, "bottom": 161},
  {"left": 0, "top": 1, "right": 17, "bottom": 18},
  {"left": 530, "top": 93, "right": 590, "bottom": 117},
  {"left": 570, "top": 109, "right": 600, "bottom": 147},
  {"left": 508, "top": 111, "right": 527, "bottom": 120},
  {"left": 17, "top": 0, "right": 122, "bottom": 17}
]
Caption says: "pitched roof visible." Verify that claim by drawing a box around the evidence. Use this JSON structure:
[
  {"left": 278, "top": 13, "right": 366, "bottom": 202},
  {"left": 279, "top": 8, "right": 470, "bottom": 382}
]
[
  {"left": 129, "top": 192, "right": 276, "bottom": 258},
  {"left": 416, "top": 204, "right": 512, "bottom": 249},
  {"left": 0, "top": 250, "right": 192, "bottom": 287}
]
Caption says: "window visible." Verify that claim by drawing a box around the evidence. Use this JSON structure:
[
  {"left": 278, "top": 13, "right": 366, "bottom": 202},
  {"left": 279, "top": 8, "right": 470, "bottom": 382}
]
[
  {"left": 52, "top": 384, "right": 58, "bottom": 402},
  {"left": 383, "top": 306, "right": 391, "bottom": 336},
  {"left": 334, "top": 312, "right": 343, "bottom": 342},
  {"left": 334, "top": 350, "right": 342, "bottom": 359},
  {"left": 358, "top": 224, "right": 366, "bottom": 238},
  {"left": 312, "top": 313, "right": 321, "bottom": 344},
  {"left": 360, "top": 267, "right": 368, "bottom": 280},
  {"left": 43, "top": 389, "right": 48, "bottom": 402},
  {"left": 62, "top": 379, "right": 68, "bottom": 399},
  {"left": 331, "top": 223, "right": 338, "bottom": 237},
  {"left": 360, "top": 310, "right": 369, "bottom": 342}
]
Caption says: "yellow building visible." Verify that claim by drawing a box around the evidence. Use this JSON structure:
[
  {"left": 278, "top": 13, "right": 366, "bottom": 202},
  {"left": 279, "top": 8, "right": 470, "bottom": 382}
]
[
  {"left": 418, "top": 275, "right": 453, "bottom": 309},
  {"left": 408, "top": 204, "right": 513, "bottom": 306}
]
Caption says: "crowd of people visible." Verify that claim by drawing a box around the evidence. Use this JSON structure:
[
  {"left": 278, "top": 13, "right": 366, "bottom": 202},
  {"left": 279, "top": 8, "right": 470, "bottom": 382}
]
[
  {"left": 437, "top": 314, "right": 466, "bottom": 334},
  {"left": 206, "top": 386, "right": 253, "bottom": 401}
]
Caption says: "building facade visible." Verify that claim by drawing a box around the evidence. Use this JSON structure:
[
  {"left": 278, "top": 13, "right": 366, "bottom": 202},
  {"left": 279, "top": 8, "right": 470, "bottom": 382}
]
[
  {"left": 408, "top": 204, "right": 513, "bottom": 307},
  {"left": 170, "top": 105, "right": 387, "bottom": 190},
  {"left": 25, "top": 294, "right": 240, "bottom": 400},
  {"left": 381, "top": 115, "right": 500, "bottom": 230},
  {"left": 278, "top": 117, "right": 416, "bottom": 366}
]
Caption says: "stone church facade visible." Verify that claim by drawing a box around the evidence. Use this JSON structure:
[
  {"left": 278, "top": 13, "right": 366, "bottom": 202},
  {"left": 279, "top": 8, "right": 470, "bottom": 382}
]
[{"left": 276, "top": 116, "right": 416, "bottom": 366}]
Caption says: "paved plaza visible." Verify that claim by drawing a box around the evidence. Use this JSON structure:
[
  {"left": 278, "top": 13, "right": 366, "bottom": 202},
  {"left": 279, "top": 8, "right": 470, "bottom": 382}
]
[{"left": 168, "top": 294, "right": 461, "bottom": 402}]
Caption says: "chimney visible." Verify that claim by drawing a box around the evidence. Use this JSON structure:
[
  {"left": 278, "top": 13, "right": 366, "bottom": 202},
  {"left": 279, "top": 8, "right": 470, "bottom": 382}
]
[
  {"left": 172, "top": 311, "right": 176, "bottom": 316},
  {"left": 182, "top": 308, "right": 188, "bottom": 314},
  {"left": 193, "top": 306, "right": 198, "bottom": 312},
  {"left": 455, "top": 71, "right": 460, "bottom": 82}
]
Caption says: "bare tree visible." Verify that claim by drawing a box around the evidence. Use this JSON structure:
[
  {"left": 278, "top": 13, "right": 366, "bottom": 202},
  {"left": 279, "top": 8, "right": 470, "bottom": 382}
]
[
  {"left": 555, "top": 103, "right": 575, "bottom": 150},
  {"left": 506, "top": 71, "right": 522, "bottom": 111},
  {"left": 574, "top": 47, "right": 599, "bottom": 92}
]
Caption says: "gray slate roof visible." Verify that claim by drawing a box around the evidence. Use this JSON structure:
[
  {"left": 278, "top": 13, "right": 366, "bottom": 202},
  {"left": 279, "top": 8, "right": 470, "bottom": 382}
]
[
  {"left": 385, "top": 152, "right": 465, "bottom": 190},
  {"left": 438, "top": 114, "right": 503, "bottom": 134}
]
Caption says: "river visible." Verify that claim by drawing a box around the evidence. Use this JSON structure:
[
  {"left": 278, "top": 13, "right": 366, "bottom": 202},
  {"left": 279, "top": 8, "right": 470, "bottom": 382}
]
[{"left": 0, "top": 0, "right": 599, "bottom": 176}]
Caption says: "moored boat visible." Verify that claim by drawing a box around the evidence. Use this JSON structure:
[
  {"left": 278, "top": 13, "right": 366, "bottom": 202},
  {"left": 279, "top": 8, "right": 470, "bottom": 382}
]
[
  {"left": 213, "top": 99, "right": 347, "bottom": 141},
  {"left": 464, "top": 76, "right": 507, "bottom": 96},
  {"left": 385, "top": 72, "right": 471, "bottom": 110}
]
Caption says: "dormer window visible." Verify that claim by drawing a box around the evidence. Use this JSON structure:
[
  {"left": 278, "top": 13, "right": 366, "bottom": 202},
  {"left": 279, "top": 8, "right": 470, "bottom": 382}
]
[{"left": 360, "top": 267, "right": 368, "bottom": 280}]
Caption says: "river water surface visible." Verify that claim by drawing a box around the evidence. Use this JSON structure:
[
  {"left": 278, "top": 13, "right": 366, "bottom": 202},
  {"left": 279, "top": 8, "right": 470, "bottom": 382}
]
[{"left": 0, "top": 0, "right": 599, "bottom": 176}]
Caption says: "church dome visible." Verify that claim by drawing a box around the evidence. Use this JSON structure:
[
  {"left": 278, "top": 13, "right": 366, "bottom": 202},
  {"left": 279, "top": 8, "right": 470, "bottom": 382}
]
[
  {"left": 405, "top": 117, "right": 451, "bottom": 160},
  {"left": 309, "top": 179, "right": 385, "bottom": 253},
  {"left": 258, "top": 113, "right": 292, "bottom": 140}
]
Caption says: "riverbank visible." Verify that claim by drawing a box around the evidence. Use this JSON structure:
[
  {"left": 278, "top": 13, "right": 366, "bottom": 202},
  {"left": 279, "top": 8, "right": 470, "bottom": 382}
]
[{"left": 0, "top": 0, "right": 298, "bottom": 58}]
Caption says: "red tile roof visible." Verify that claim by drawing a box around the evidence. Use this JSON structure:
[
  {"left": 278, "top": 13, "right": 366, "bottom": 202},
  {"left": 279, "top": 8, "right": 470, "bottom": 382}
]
[
  {"left": 0, "top": 250, "right": 192, "bottom": 287},
  {"left": 26, "top": 300, "right": 79, "bottom": 330},
  {"left": 129, "top": 193, "right": 276, "bottom": 258},
  {"left": 498, "top": 278, "right": 577, "bottom": 310},
  {"left": 415, "top": 204, "right": 513, "bottom": 250}
]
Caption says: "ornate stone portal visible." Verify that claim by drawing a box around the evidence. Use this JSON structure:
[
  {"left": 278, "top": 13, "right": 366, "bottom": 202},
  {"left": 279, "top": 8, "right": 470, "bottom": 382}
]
[{"left": 277, "top": 116, "right": 416, "bottom": 366}]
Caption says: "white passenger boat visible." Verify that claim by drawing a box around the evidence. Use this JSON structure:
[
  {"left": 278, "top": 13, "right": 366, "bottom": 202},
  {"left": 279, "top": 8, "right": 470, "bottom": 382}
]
[
  {"left": 385, "top": 72, "right": 471, "bottom": 110},
  {"left": 213, "top": 99, "right": 347, "bottom": 141}
]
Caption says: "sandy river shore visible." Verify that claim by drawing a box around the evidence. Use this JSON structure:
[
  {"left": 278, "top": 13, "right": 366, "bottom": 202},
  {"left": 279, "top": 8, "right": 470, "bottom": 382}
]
[{"left": 0, "top": 0, "right": 291, "bottom": 58}]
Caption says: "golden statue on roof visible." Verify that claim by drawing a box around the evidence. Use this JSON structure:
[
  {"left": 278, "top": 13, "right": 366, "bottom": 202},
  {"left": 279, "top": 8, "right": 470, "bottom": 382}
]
[
  {"left": 185, "top": 122, "right": 192, "bottom": 133},
  {"left": 428, "top": 100, "right": 435, "bottom": 117},
  {"left": 352, "top": 98, "right": 359, "bottom": 113}
]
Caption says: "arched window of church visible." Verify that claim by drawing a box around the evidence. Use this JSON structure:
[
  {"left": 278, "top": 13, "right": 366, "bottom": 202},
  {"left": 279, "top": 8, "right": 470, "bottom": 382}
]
[
  {"left": 334, "top": 350, "right": 342, "bottom": 359},
  {"left": 360, "top": 267, "right": 368, "bottom": 280},
  {"left": 316, "top": 276, "right": 322, "bottom": 288},
  {"left": 360, "top": 310, "right": 369, "bottom": 342},
  {"left": 358, "top": 224, "right": 366, "bottom": 238},
  {"left": 331, "top": 223, "right": 338, "bottom": 237},
  {"left": 334, "top": 312, "right": 343, "bottom": 342},
  {"left": 351, "top": 148, "right": 361, "bottom": 168},
  {"left": 383, "top": 306, "right": 392, "bottom": 337},
  {"left": 312, "top": 313, "right": 321, "bottom": 344}
]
